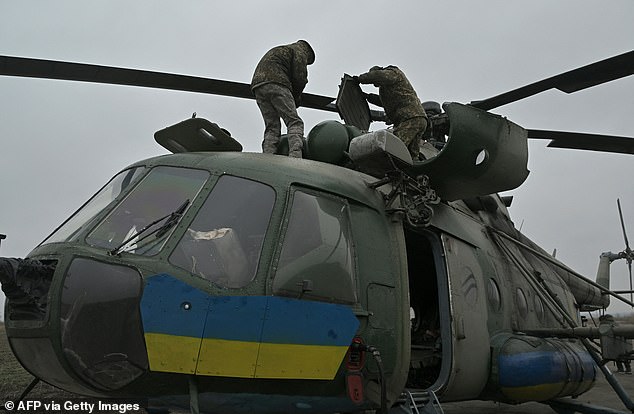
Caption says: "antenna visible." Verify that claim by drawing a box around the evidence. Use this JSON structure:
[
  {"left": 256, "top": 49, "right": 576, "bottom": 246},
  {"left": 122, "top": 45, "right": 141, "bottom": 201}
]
[{"left": 617, "top": 199, "right": 633, "bottom": 305}]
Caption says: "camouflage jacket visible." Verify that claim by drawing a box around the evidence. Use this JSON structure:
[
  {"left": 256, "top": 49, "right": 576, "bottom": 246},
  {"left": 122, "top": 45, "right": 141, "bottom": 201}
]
[
  {"left": 358, "top": 66, "right": 427, "bottom": 125},
  {"left": 251, "top": 42, "right": 311, "bottom": 104}
]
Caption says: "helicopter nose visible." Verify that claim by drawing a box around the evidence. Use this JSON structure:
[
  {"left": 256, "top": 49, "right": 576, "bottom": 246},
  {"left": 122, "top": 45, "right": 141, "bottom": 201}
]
[{"left": 4, "top": 256, "right": 149, "bottom": 392}]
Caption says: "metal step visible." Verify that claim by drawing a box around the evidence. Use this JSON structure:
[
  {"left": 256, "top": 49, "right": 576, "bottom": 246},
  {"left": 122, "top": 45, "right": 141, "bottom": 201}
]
[{"left": 391, "top": 389, "right": 444, "bottom": 414}]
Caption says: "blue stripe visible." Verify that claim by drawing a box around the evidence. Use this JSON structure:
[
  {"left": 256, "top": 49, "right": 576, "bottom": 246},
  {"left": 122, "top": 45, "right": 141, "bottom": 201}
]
[
  {"left": 141, "top": 274, "right": 209, "bottom": 338},
  {"left": 499, "top": 351, "right": 566, "bottom": 387},
  {"left": 498, "top": 350, "right": 594, "bottom": 387},
  {"left": 204, "top": 296, "right": 267, "bottom": 342},
  {"left": 140, "top": 274, "right": 359, "bottom": 347},
  {"left": 261, "top": 297, "right": 359, "bottom": 346}
]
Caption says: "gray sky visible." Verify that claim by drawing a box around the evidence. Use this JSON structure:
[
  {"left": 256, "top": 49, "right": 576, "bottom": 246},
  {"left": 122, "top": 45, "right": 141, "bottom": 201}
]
[{"left": 0, "top": 1, "right": 633, "bottom": 317}]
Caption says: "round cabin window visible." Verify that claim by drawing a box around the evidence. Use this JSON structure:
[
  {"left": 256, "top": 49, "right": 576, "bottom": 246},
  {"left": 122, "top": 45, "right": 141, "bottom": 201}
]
[{"left": 487, "top": 278, "right": 502, "bottom": 311}]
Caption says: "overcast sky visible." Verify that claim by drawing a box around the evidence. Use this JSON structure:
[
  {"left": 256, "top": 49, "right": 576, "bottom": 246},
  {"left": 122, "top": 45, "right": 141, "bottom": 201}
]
[{"left": 0, "top": 1, "right": 632, "bottom": 317}]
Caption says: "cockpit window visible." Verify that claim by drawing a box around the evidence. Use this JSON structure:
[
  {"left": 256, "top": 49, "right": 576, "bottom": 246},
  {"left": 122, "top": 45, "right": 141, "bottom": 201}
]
[
  {"left": 42, "top": 167, "right": 146, "bottom": 245},
  {"left": 273, "top": 189, "right": 356, "bottom": 304},
  {"left": 169, "top": 175, "right": 275, "bottom": 288},
  {"left": 86, "top": 166, "right": 209, "bottom": 255}
]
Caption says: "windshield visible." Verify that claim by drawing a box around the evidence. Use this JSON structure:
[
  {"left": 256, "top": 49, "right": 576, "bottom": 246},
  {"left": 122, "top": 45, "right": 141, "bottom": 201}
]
[
  {"left": 42, "top": 167, "right": 146, "bottom": 245},
  {"left": 86, "top": 166, "right": 209, "bottom": 255},
  {"left": 169, "top": 175, "right": 275, "bottom": 288}
]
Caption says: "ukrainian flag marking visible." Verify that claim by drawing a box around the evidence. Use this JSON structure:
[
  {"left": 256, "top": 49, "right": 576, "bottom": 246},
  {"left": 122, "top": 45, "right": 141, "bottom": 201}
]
[
  {"left": 498, "top": 349, "right": 595, "bottom": 401},
  {"left": 140, "top": 274, "right": 360, "bottom": 380}
]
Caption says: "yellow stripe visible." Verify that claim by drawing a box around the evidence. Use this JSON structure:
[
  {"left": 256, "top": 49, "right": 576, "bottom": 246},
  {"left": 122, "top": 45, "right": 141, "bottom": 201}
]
[
  {"left": 255, "top": 342, "right": 348, "bottom": 380},
  {"left": 144, "top": 333, "right": 200, "bottom": 374},
  {"left": 502, "top": 383, "right": 565, "bottom": 401},
  {"left": 503, "top": 379, "right": 596, "bottom": 402},
  {"left": 197, "top": 338, "right": 260, "bottom": 378},
  {"left": 144, "top": 334, "right": 349, "bottom": 380}
]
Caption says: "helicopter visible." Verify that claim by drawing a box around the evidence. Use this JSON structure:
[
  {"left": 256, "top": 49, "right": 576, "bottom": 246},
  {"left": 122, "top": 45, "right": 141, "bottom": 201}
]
[{"left": 0, "top": 50, "right": 633, "bottom": 414}]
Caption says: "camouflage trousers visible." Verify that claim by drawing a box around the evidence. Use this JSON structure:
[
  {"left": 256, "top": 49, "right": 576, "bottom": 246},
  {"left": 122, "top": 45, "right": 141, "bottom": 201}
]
[
  {"left": 393, "top": 116, "right": 428, "bottom": 159},
  {"left": 253, "top": 83, "right": 304, "bottom": 158}
]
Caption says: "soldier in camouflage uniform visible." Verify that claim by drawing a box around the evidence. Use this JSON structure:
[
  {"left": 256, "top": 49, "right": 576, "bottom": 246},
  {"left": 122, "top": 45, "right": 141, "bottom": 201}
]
[
  {"left": 251, "top": 40, "right": 315, "bottom": 158},
  {"left": 356, "top": 65, "right": 428, "bottom": 159}
]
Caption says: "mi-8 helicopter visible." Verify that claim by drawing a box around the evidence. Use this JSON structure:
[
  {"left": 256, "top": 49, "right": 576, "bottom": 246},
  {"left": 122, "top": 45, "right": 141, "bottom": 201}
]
[{"left": 0, "top": 50, "right": 633, "bottom": 414}]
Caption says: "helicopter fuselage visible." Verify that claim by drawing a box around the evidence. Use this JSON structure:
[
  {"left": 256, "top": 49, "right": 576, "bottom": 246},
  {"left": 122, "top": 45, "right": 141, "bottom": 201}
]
[{"left": 2, "top": 148, "right": 606, "bottom": 413}]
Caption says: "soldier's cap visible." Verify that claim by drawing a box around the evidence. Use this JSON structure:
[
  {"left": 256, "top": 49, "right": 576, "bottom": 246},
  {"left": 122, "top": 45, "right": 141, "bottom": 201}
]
[{"left": 297, "top": 40, "right": 315, "bottom": 65}]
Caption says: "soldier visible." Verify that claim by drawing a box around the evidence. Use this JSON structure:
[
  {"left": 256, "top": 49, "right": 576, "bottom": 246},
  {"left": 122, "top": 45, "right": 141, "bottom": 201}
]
[
  {"left": 251, "top": 40, "right": 315, "bottom": 158},
  {"left": 616, "top": 358, "right": 632, "bottom": 374},
  {"left": 355, "top": 65, "right": 428, "bottom": 159}
]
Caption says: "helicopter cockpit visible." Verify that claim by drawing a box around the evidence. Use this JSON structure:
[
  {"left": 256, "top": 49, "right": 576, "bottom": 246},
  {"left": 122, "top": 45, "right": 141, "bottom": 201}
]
[
  {"left": 3, "top": 152, "right": 379, "bottom": 396},
  {"left": 40, "top": 165, "right": 265, "bottom": 286},
  {"left": 38, "top": 160, "right": 358, "bottom": 299}
]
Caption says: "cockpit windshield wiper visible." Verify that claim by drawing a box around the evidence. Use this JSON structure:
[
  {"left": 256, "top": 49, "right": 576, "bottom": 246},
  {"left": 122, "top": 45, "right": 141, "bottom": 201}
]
[{"left": 109, "top": 199, "right": 190, "bottom": 256}]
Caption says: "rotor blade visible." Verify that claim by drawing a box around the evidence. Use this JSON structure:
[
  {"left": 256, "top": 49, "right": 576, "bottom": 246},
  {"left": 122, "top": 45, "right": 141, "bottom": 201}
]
[
  {"left": 618, "top": 199, "right": 631, "bottom": 251},
  {"left": 470, "top": 50, "right": 634, "bottom": 110},
  {"left": 527, "top": 129, "right": 634, "bottom": 155},
  {"left": 0, "top": 55, "right": 336, "bottom": 112}
]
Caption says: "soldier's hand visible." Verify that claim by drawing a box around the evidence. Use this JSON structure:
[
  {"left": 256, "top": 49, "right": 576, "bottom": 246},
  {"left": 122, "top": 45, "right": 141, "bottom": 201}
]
[{"left": 351, "top": 75, "right": 360, "bottom": 83}]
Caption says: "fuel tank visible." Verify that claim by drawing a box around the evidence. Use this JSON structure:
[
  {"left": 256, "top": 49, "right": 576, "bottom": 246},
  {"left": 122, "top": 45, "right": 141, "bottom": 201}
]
[{"left": 488, "top": 333, "right": 596, "bottom": 402}]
